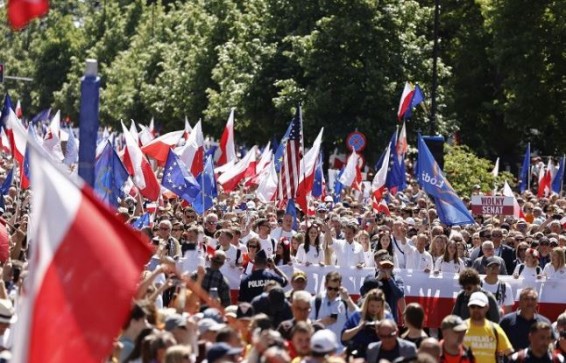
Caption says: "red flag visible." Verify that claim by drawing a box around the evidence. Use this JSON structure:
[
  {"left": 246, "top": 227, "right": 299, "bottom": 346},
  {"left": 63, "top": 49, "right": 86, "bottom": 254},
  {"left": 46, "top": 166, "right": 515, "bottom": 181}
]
[
  {"left": 295, "top": 128, "right": 324, "bottom": 212},
  {"left": 12, "top": 147, "right": 153, "bottom": 363},
  {"left": 8, "top": 0, "right": 49, "bottom": 30},
  {"left": 216, "top": 108, "right": 236, "bottom": 166},
  {"left": 141, "top": 130, "right": 184, "bottom": 166},
  {"left": 217, "top": 146, "right": 257, "bottom": 192}
]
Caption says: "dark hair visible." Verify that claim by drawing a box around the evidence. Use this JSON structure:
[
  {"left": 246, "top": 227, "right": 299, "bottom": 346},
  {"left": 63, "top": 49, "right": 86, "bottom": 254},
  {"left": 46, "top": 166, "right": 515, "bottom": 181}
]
[
  {"left": 404, "top": 303, "right": 425, "bottom": 330},
  {"left": 274, "top": 239, "right": 292, "bottom": 266},
  {"left": 529, "top": 321, "right": 552, "bottom": 333},
  {"left": 216, "top": 326, "right": 238, "bottom": 343},
  {"left": 458, "top": 268, "right": 481, "bottom": 287},
  {"left": 376, "top": 231, "right": 394, "bottom": 256},
  {"left": 304, "top": 224, "right": 321, "bottom": 255},
  {"left": 290, "top": 320, "right": 313, "bottom": 337},
  {"left": 325, "top": 271, "right": 342, "bottom": 285}
]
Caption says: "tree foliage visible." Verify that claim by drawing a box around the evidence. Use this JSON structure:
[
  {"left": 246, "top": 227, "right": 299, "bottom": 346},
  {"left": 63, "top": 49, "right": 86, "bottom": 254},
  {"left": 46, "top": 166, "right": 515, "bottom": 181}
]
[{"left": 0, "top": 0, "right": 564, "bottom": 166}]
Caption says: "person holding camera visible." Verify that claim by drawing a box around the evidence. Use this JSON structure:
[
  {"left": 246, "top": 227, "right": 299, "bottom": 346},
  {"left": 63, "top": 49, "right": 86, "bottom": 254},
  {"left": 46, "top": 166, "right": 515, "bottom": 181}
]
[{"left": 341, "top": 288, "right": 394, "bottom": 359}]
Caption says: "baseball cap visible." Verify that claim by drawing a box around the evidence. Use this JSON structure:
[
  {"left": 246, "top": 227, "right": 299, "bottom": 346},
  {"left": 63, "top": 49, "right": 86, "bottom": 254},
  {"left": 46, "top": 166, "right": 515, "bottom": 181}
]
[
  {"left": 324, "top": 196, "right": 334, "bottom": 203},
  {"left": 198, "top": 318, "right": 225, "bottom": 335},
  {"left": 236, "top": 302, "right": 255, "bottom": 319},
  {"left": 441, "top": 315, "right": 468, "bottom": 332},
  {"left": 317, "top": 205, "right": 328, "bottom": 212},
  {"left": 207, "top": 342, "right": 243, "bottom": 363},
  {"left": 486, "top": 257, "right": 501, "bottom": 267},
  {"left": 311, "top": 329, "right": 339, "bottom": 355},
  {"left": 164, "top": 313, "right": 187, "bottom": 331},
  {"left": 225, "top": 305, "right": 238, "bottom": 319},
  {"left": 203, "top": 308, "right": 224, "bottom": 323},
  {"left": 379, "top": 254, "right": 395, "bottom": 267},
  {"left": 292, "top": 270, "right": 307, "bottom": 282},
  {"left": 468, "top": 292, "right": 489, "bottom": 307}
]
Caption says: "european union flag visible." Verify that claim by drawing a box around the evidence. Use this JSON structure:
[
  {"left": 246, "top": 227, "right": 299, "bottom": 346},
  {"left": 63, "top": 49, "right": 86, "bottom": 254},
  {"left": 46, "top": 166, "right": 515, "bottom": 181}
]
[
  {"left": 333, "top": 167, "right": 345, "bottom": 202},
  {"left": 274, "top": 121, "right": 292, "bottom": 173},
  {"left": 312, "top": 152, "right": 325, "bottom": 198},
  {"left": 417, "top": 135, "right": 474, "bottom": 226},
  {"left": 30, "top": 108, "right": 51, "bottom": 125},
  {"left": 192, "top": 155, "right": 217, "bottom": 215},
  {"left": 552, "top": 155, "right": 565, "bottom": 194},
  {"left": 405, "top": 84, "right": 425, "bottom": 119},
  {"left": 285, "top": 199, "right": 299, "bottom": 231},
  {"left": 0, "top": 167, "right": 13, "bottom": 195},
  {"left": 386, "top": 130, "right": 407, "bottom": 193},
  {"left": 518, "top": 143, "right": 530, "bottom": 193},
  {"left": 132, "top": 212, "right": 151, "bottom": 230},
  {"left": 94, "top": 143, "right": 129, "bottom": 208},
  {"left": 162, "top": 150, "right": 200, "bottom": 204}
]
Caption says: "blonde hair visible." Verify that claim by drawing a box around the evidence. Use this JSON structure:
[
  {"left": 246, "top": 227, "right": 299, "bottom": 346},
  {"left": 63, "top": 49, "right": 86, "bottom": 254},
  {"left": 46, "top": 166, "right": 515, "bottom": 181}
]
[
  {"left": 552, "top": 247, "right": 566, "bottom": 268},
  {"left": 361, "top": 288, "right": 386, "bottom": 321}
]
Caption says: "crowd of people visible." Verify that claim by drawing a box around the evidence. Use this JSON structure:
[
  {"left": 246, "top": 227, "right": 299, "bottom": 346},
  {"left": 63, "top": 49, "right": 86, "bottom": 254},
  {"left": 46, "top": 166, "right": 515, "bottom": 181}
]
[{"left": 1, "top": 156, "right": 566, "bottom": 363}]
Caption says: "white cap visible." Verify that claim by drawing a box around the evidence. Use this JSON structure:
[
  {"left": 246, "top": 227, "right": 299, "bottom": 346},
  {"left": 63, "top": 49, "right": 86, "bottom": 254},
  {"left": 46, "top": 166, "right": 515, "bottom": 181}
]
[
  {"left": 310, "top": 329, "right": 339, "bottom": 354},
  {"left": 468, "top": 292, "right": 489, "bottom": 307}
]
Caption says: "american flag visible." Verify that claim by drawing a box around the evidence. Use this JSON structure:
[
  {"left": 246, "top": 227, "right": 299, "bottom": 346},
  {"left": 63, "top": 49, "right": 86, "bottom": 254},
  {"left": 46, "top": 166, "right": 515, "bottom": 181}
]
[{"left": 277, "top": 106, "right": 303, "bottom": 201}]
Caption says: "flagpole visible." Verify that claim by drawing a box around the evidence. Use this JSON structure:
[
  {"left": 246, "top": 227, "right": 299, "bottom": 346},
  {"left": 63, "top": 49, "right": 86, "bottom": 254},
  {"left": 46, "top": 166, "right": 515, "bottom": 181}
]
[
  {"left": 298, "top": 103, "right": 307, "bottom": 226},
  {"left": 527, "top": 143, "right": 531, "bottom": 192}
]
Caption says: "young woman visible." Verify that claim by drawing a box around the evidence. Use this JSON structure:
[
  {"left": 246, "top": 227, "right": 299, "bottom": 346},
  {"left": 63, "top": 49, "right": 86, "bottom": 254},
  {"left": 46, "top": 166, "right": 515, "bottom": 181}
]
[
  {"left": 274, "top": 238, "right": 292, "bottom": 266},
  {"left": 341, "top": 289, "right": 394, "bottom": 359},
  {"left": 456, "top": 241, "right": 472, "bottom": 267},
  {"left": 290, "top": 233, "right": 303, "bottom": 260},
  {"left": 242, "top": 237, "right": 260, "bottom": 275},
  {"left": 400, "top": 303, "right": 428, "bottom": 348},
  {"left": 434, "top": 240, "right": 465, "bottom": 273},
  {"left": 295, "top": 224, "right": 325, "bottom": 265},
  {"left": 374, "top": 231, "right": 399, "bottom": 267},
  {"left": 513, "top": 248, "right": 542, "bottom": 280},
  {"left": 430, "top": 234, "right": 448, "bottom": 260},
  {"left": 542, "top": 247, "right": 566, "bottom": 279},
  {"left": 357, "top": 230, "right": 375, "bottom": 268}
]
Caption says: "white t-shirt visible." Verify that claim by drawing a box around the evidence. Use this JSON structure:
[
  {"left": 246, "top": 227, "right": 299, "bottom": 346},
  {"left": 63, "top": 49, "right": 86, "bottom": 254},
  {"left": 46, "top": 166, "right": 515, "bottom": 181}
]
[
  {"left": 240, "top": 231, "right": 259, "bottom": 244},
  {"left": 178, "top": 249, "right": 206, "bottom": 275},
  {"left": 330, "top": 239, "right": 365, "bottom": 267},
  {"left": 412, "top": 250, "right": 434, "bottom": 272},
  {"left": 542, "top": 264, "right": 566, "bottom": 279},
  {"left": 363, "top": 250, "right": 376, "bottom": 268},
  {"left": 482, "top": 280, "right": 514, "bottom": 308},
  {"left": 295, "top": 243, "right": 325, "bottom": 265},
  {"left": 270, "top": 227, "right": 296, "bottom": 242},
  {"left": 391, "top": 236, "right": 416, "bottom": 269},
  {"left": 309, "top": 294, "right": 358, "bottom": 350},
  {"left": 258, "top": 235, "right": 276, "bottom": 258},
  {"left": 513, "top": 264, "right": 541, "bottom": 280},
  {"left": 434, "top": 257, "right": 465, "bottom": 273}
]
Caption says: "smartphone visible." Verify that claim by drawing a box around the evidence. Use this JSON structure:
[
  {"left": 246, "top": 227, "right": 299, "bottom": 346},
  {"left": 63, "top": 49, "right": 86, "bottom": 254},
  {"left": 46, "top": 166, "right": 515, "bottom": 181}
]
[
  {"left": 210, "top": 287, "right": 219, "bottom": 299},
  {"left": 330, "top": 313, "right": 338, "bottom": 320}
]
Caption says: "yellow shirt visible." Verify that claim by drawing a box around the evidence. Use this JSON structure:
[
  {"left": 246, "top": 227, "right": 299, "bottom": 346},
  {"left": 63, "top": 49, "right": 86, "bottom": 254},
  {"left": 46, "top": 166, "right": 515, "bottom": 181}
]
[{"left": 463, "top": 319, "right": 513, "bottom": 363}]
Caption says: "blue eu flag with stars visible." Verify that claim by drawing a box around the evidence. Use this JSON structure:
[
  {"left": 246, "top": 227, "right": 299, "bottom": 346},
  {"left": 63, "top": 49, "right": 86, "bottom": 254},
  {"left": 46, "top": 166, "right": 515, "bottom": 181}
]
[
  {"left": 192, "top": 155, "right": 217, "bottom": 215},
  {"left": 162, "top": 150, "right": 201, "bottom": 203}
]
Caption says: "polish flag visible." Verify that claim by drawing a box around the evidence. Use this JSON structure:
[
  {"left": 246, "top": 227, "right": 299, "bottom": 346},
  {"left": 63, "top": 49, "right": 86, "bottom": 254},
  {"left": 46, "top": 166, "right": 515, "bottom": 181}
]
[
  {"left": 537, "top": 160, "right": 552, "bottom": 197},
  {"left": 255, "top": 142, "right": 272, "bottom": 174},
  {"left": 7, "top": 0, "right": 49, "bottom": 30},
  {"left": 121, "top": 122, "right": 160, "bottom": 201},
  {"left": 295, "top": 128, "right": 324, "bottom": 212},
  {"left": 217, "top": 146, "right": 257, "bottom": 192},
  {"left": 183, "top": 117, "right": 192, "bottom": 140},
  {"left": 149, "top": 117, "right": 157, "bottom": 137},
  {"left": 372, "top": 145, "right": 391, "bottom": 201},
  {"left": 329, "top": 148, "right": 346, "bottom": 169},
  {"left": 11, "top": 147, "right": 153, "bottom": 363},
  {"left": 141, "top": 130, "right": 184, "bottom": 166},
  {"left": 1, "top": 128, "right": 11, "bottom": 154},
  {"left": 255, "top": 162, "right": 278, "bottom": 203},
  {"left": 176, "top": 120, "right": 204, "bottom": 176},
  {"left": 137, "top": 125, "right": 154, "bottom": 146},
  {"left": 372, "top": 197, "right": 391, "bottom": 216},
  {"left": 129, "top": 121, "right": 140, "bottom": 146},
  {"left": 339, "top": 151, "right": 362, "bottom": 189},
  {"left": 15, "top": 100, "right": 23, "bottom": 119},
  {"left": 216, "top": 108, "right": 236, "bottom": 166},
  {"left": 43, "top": 110, "right": 65, "bottom": 161},
  {"left": 503, "top": 181, "right": 525, "bottom": 219},
  {"left": 6, "top": 109, "right": 26, "bottom": 166},
  {"left": 397, "top": 82, "right": 415, "bottom": 121}
]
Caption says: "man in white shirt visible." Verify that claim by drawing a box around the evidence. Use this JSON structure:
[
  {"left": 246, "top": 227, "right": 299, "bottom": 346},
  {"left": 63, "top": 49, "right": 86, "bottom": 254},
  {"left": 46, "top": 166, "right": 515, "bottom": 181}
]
[
  {"left": 254, "top": 218, "right": 276, "bottom": 258},
  {"left": 310, "top": 271, "right": 358, "bottom": 350},
  {"left": 391, "top": 219, "right": 416, "bottom": 269},
  {"left": 482, "top": 257, "right": 514, "bottom": 315},
  {"left": 271, "top": 213, "right": 296, "bottom": 241},
  {"left": 412, "top": 233, "right": 433, "bottom": 273},
  {"left": 217, "top": 229, "right": 243, "bottom": 278},
  {"left": 323, "top": 221, "right": 364, "bottom": 268}
]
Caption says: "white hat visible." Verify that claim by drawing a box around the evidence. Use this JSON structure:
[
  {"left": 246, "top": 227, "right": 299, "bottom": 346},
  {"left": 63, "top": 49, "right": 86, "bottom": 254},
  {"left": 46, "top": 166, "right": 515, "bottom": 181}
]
[
  {"left": 246, "top": 201, "right": 256, "bottom": 210},
  {"left": 310, "top": 329, "right": 339, "bottom": 355},
  {"left": 468, "top": 292, "right": 489, "bottom": 308},
  {"left": 324, "top": 196, "right": 334, "bottom": 203},
  {"left": 0, "top": 299, "right": 15, "bottom": 324}
]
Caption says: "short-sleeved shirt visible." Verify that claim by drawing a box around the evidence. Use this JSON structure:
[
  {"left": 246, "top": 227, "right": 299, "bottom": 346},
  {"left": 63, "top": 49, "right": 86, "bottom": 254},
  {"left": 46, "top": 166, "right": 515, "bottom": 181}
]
[
  {"left": 463, "top": 319, "right": 513, "bottom": 363},
  {"left": 482, "top": 280, "right": 514, "bottom": 308},
  {"left": 330, "top": 239, "right": 364, "bottom": 267}
]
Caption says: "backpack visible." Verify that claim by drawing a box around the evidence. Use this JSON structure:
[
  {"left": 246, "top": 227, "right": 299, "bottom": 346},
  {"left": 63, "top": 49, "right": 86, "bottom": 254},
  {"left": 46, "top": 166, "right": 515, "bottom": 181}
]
[
  {"left": 518, "top": 264, "right": 541, "bottom": 276},
  {"left": 314, "top": 296, "right": 349, "bottom": 320},
  {"left": 216, "top": 245, "right": 242, "bottom": 264},
  {"left": 481, "top": 280, "right": 507, "bottom": 305}
]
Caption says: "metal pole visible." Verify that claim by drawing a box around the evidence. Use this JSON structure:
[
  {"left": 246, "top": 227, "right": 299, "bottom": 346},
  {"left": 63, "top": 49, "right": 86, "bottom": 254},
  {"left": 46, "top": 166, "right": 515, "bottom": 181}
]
[
  {"left": 78, "top": 59, "right": 101, "bottom": 187},
  {"left": 430, "top": 0, "right": 440, "bottom": 135}
]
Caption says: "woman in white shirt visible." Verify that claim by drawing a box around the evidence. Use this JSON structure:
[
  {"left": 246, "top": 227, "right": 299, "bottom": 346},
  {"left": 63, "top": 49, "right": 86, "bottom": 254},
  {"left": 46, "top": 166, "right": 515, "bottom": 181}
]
[
  {"left": 513, "top": 248, "right": 542, "bottom": 280},
  {"left": 434, "top": 240, "right": 465, "bottom": 273},
  {"left": 295, "top": 224, "right": 325, "bottom": 265},
  {"left": 357, "top": 230, "right": 375, "bottom": 268},
  {"left": 542, "top": 247, "right": 566, "bottom": 279}
]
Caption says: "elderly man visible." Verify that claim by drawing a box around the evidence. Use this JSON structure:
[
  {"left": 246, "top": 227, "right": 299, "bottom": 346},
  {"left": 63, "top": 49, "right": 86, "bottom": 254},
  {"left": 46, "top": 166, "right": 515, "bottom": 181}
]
[
  {"left": 156, "top": 219, "right": 182, "bottom": 259},
  {"left": 439, "top": 315, "right": 474, "bottom": 363},
  {"left": 500, "top": 287, "right": 553, "bottom": 351},
  {"left": 472, "top": 241, "right": 508, "bottom": 275},
  {"left": 391, "top": 219, "right": 417, "bottom": 269}
]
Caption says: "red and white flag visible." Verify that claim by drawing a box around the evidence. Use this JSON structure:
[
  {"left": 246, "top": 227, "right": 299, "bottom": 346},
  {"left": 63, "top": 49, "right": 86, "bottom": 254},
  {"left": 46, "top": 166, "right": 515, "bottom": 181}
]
[
  {"left": 15, "top": 100, "right": 23, "bottom": 119},
  {"left": 217, "top": 146, "right": 257, "bottom": 192},
  {"left": 372, "top": 145, "right": 391, "bottom": 201},
  {"left": 7, "top": 0, "right": 49, "bottom": 30},
  {"left": 397, "top": 82, "right": 415, "bottom": 121},
  {"left": 538, "top": 160, "right": 552, "bottom": 197},
  {"left": 183, "top": 117, "right": 192, "bottom": 140},
  {"left": 176, "top": 120, "right": 204, "bottom": 176},
  {"left": 121, "top": 122, "right": 160, "bottom": 201},
  {"left": 137, "top": 125, "right": 154, "bottom": 146},
  {"left": 255, "top": 141, "right": 272, "bottom": 175},
  {"left": 372, "top": 197, "right": 391, "bottom": 216},
  {"left": 6, "top": 109, "right": 26, "bottom": 167},
  {"left": 339, "top": 151, "right": 362, "bottom": 189},
  {"left": 42, "top": 110, "right": 65, "bottom": 161},
  {"left": 141, "top": 130, "right": 184, "bottom": 166},
  {"left": 277, "top": 114, "right": 302, "bottom": 201},
  {"left": 12, "top": 147, "right": 153, "bottom": 363},
  {"left": 129, "top": 121, "right": 140, "bottom": 146},
  {"left": 216, "top": 108, "right": 236, "bottom": 166},
  {"left": 255, "top": 162, "right": 278, "bottom": 203},
  {"left": 295, "top": 128, "right": 324, "bottom": 212},
  {"left": 503, "top": 181, "right": 525, "bottom": 220}
]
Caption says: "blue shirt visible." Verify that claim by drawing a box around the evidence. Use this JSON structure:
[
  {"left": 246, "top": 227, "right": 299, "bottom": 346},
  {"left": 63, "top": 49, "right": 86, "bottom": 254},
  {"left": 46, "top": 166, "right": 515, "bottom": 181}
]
[
  {"left": 341, "top": 310, "right": 394, "bottom": 356},
  {"left": 499, "top": 311, "right": 552, "bottom": 351},
  {"left": 238, "top": 268, "right": 287, "bottom": 302}
]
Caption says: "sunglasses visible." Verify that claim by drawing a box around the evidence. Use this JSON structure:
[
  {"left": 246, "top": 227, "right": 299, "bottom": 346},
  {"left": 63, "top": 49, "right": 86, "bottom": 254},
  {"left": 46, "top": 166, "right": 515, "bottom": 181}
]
[{"left": 326, "top": 286, "right": 340, "bottom": 292}]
